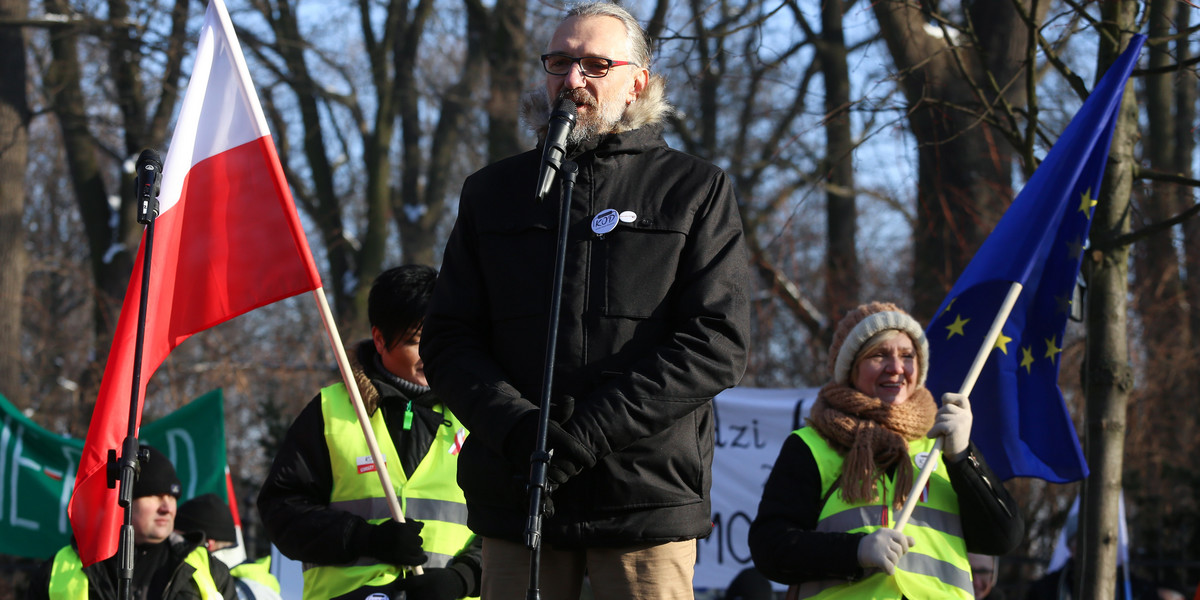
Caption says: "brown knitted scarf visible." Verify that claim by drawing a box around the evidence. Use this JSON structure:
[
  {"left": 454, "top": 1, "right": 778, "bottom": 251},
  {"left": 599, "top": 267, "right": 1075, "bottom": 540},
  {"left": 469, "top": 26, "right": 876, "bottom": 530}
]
[{"left": 808, "top": 381, "right": 937, "bottom": 509}]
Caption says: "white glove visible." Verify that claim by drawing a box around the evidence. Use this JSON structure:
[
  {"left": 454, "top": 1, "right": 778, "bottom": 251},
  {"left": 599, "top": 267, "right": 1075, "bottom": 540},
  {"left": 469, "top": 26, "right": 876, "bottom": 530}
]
[
  {"left": 857, "top": 528, "right": 914, "bottom": 575},
  {"left": 928, "top": 392, "right": 972, "bottom": 460}
]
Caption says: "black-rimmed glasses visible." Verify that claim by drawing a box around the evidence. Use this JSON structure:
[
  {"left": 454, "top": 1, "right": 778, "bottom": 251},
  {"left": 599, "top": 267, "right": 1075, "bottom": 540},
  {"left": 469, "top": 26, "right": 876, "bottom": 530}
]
[{"left": 541, "top": 53, "right": 638, "bottom": 78}]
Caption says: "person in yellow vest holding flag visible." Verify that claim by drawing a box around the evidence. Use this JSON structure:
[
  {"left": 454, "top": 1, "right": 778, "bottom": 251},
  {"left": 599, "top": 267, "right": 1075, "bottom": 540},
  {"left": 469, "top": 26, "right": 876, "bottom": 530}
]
[
  {"left": 29, "top": 445, "right": 236, "bottom": 600},
  {"left": 175, "top": 493, "right": 282, "bottom": 600},
  {"left": 258, "top": 265, "right": 479, "bottom": 600},
  {"left": 749, "top": 302, "right": 1024, "bottom": 599}
]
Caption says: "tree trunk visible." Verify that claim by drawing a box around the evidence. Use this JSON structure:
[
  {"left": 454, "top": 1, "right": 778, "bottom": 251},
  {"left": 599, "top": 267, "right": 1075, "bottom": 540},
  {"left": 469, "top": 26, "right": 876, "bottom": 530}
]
[
  {"left": 872, "top": 1, "right": 1043, "bottom": 320},
  {"left": 482, "top": 0, "right": 526, "bottom": 162},
  {"left": 817, "top": 0, "right": 857, "bottom": 321},
  {"left": 42, "top": 10, "right": 127, "bottom": 417},
  {"left": 1080, "top": 5, "right": 1140, "bottom": 598},
  {"left": 0, "top": 0, "right": 30, "bottom": 406}
]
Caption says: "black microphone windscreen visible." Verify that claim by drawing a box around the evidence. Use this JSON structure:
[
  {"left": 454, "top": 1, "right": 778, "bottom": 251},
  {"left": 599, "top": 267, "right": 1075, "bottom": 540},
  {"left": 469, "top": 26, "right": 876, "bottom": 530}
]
[
  {"left": 552, "top": 98, "right": 578, "bottom": 121},
  {"left": 137, "top": 148, "right": 163, "bottom": 169}
]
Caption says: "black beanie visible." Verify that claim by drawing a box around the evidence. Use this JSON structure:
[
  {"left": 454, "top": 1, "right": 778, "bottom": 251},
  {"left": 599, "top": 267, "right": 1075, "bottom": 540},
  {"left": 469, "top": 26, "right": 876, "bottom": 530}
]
[
  {"left": 132, "top": 445, "right": 182, "bottom": 499},
  {"left": 176, "top": 493, "right": 237, "bottom": 543}
]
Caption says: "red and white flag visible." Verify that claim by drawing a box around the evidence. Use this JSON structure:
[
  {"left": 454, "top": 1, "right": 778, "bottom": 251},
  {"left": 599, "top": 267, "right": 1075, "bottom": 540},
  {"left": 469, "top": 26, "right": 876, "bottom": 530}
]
[{"left": 68, "top": 0, "right": 322, "bottom": 565}]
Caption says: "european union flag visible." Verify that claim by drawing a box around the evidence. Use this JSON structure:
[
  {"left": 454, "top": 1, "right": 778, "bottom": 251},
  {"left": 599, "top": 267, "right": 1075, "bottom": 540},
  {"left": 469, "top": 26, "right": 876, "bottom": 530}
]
[{"left": 924, "top": 36, "right": 1145, "bottom": 482}]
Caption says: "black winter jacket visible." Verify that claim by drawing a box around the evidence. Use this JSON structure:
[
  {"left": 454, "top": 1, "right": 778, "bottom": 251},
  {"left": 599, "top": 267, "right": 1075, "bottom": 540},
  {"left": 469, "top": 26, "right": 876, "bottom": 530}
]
[
  {"left": 748, "top": 434, "right": 1024, "bottom": 585},
  {"left": 255, "top": 341, "right": 481, "bottom": 596},
  {"left": 421, "top": 122, "right": 751, "bottom": 547},
  {"left": 27, "top": 532, "right": 236, "bottom": 600}
]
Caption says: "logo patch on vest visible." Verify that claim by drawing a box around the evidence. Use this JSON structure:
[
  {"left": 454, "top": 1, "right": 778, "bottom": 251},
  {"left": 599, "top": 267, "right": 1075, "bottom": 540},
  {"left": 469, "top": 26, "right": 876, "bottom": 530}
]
[
  {"left": 914, "top": 451, "right": 938, "bottom": 471},
  {"left": 450, "top": 428, "right": 466, "bottom": 456},
  {"left": 357, "top": 455, "right": 384, "bottom": 474}
]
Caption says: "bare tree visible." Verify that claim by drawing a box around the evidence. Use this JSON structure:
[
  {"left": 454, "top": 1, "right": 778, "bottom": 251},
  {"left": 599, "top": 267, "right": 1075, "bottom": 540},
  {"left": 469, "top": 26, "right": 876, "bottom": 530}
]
[
  {"left": 0, "top": 0, "right": 30, "bottom": 406},
  {"left": 872, "top": 0, "right": 1048, "bottom": 318},
  {"left": 39, "top": 0, "right": 189, "bottom": 413},
  {"left": 1078, "top": 3, "right": 1141, "bottom": 598}
]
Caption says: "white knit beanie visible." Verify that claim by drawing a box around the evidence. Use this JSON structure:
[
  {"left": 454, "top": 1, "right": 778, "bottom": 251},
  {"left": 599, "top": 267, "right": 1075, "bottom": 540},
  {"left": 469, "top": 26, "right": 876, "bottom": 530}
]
[{"left": 828, "top": 302, "right": 929, "bottom": 388}]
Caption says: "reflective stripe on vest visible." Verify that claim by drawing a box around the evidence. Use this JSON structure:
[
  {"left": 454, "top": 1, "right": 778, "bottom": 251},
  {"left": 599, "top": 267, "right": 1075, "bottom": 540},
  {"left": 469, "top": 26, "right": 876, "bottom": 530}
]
[
  {"left": 793, "top": 427, "right": 973, "bottom": 600},
  {"left": 48, "top": 544, "right": 223, "bottom": 600},
  {"left": 302, "top": 383, "right": 475, "bottom": 600}
]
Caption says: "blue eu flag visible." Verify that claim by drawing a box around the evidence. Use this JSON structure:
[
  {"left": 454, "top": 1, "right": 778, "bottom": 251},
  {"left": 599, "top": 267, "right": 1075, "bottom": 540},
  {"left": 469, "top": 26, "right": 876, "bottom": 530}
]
[{"left": 924, "top": 36, "right": 1145, "bottom": 482}]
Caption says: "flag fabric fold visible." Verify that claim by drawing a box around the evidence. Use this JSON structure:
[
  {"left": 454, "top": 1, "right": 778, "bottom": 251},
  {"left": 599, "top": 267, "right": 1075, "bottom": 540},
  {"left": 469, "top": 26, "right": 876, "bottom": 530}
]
[
  {"left": 923, "top": 35, "right": 1145, "bottom": 483},
  {"left": 68, "top": 0, "right": 322, "bottom": 565}
]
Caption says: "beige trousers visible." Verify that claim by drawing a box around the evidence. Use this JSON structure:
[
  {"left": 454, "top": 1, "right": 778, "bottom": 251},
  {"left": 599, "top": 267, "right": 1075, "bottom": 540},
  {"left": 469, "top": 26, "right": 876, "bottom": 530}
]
[{"left": 480, "top": 536, "right": 696, "bottom": 600}]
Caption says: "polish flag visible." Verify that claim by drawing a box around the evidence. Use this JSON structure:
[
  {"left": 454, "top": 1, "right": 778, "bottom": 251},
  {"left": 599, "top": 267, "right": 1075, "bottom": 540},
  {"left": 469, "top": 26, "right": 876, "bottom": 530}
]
[{"left": 68, "top": 0, "right": 322, "bottom": 566}]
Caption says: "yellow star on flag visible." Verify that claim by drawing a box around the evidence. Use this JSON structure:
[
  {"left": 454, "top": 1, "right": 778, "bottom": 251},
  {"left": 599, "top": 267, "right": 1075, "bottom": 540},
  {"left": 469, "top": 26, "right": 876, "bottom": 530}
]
[
  {"left": 941, "top": 297, "right": 957, "bottom": 316},
  {"left": 994, "top": 331, "right": 1013, "bottom": 355},
  {"left": 945, "top": 314, "right": 970, "bottom": 340},
  {"left": 1044, "top": 336, "right": 1063, "bottom": 363},
  {"left": 1020, "top": 346, "right": 1035, "bottom": 373},
  {"left": 1078, "top": 188, "right": 1097, "bottom": 214}
]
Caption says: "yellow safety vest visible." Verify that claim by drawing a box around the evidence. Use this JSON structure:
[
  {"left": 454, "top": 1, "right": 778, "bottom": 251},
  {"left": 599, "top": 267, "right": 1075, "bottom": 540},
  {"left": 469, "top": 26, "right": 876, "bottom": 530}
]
[
  {"left": 47, "top": 544, "right": 223, "bottom": 600},
  {"left": 302, "top": 383, "right": 475, "bottom": 600},
  {"left": 792, "top": 427, "right": 973, "bottom": 600},
  {"left": 230, "top": 556, "right": 280, "bottom": 593}
]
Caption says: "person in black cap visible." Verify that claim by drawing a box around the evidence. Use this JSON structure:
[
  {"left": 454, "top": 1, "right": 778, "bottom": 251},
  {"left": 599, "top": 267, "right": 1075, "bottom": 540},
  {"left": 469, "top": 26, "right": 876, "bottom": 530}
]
[
  {"left": 176, "top": 493, "right": 282, "bottom": 600},
  {"left": 176, "top": 494, "right": 239, "bottom": 553},
  {"left": 28, "top": 445, "right": 236, "bottom": 600}
]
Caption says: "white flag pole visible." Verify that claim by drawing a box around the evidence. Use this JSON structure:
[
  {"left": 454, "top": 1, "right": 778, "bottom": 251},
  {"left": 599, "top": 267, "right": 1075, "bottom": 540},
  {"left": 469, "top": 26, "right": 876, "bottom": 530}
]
[
  {"left": 893, "top": 282, "right": 1023, "bottom": 532},
  {"left": 313, "top": 288, "right": 424, "bottom": 575}
]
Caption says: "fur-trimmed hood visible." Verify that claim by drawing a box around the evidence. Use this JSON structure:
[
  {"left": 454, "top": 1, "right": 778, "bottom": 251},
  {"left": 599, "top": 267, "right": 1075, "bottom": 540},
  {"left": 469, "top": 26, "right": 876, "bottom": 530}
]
[
  {"left": 519, "top": 74, "right": 673, "bottom": 141},
  {"left": 348, "top": 340, "right": 383, "bottom": 416}
]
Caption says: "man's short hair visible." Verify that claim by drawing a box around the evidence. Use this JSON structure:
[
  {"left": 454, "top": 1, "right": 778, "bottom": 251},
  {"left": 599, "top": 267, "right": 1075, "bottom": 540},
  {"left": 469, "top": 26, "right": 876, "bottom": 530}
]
[
  {"left": 367, "top": 265, "right": 438, "bottom": 348},
  {"left": 564, "top": 2, "right": 652, "bottom": 70}
]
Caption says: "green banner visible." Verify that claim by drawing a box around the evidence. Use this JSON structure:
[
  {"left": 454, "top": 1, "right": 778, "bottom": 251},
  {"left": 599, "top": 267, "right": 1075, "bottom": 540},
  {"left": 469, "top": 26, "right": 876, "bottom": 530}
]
[{"left": 0, "top": 390, "right": 227, "bottom": 560}]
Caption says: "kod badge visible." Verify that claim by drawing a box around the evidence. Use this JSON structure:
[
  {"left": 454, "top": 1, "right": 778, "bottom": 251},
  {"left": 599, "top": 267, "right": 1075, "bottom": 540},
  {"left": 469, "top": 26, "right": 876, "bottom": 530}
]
[{"left": 591, "top": 209, "right": 620, "bottom": 235}]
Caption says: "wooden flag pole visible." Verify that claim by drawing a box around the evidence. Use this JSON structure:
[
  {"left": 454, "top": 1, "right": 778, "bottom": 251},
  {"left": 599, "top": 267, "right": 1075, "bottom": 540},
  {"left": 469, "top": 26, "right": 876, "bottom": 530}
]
[
  {"left": 893, "top": 282, "right": 1023, "bottom": 532},
  {"left": 313, "top": 288, "right": 424, "bottom": 576}
]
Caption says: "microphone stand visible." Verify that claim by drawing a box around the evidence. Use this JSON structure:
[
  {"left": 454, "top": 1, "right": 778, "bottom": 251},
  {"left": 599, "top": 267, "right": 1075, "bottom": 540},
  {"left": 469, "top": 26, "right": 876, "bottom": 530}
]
[
  {"left": 105, "top": 158, "right": 161, "bottom": 600},
  {"left": 525, "top": 160, "right": 579, "bottom": 600}
]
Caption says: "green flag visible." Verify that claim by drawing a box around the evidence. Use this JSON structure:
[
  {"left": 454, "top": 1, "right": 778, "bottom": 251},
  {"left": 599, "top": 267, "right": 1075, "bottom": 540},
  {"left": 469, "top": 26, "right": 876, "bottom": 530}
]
[{"left": 0, "top": 389, "right": 227, "bottom": 559}]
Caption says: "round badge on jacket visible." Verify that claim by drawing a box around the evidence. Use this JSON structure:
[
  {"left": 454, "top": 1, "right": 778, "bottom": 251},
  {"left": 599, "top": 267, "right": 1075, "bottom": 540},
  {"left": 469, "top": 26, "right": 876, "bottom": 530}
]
[{"left": 591, "top": 209, "right": 620, "bottom": 235}]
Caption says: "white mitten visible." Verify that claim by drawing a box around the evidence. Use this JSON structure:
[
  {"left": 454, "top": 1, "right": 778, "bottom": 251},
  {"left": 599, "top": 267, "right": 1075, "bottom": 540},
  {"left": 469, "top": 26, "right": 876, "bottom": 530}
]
[
  {"left": 929, "top": 392, "right": 973, "bottom": 460},
  {"left": 856, "top": 528, "right": 914, "bottom": 575}
]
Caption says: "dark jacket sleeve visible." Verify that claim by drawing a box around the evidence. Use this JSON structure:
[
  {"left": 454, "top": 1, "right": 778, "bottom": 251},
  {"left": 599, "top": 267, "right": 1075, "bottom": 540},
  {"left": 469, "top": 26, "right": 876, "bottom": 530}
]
[
  {"left": 447, "top": 535, "right": 483, "bottom": 597},
  {"left": 947, "top": 442, "right": 1025, "bottom": 555},
  {"left": 206, "top": 551, "right": 237, "bottom": 600},
  {"left": 24, "top": 557, "right": 53, "bottom": 600},
  {"left": 420, "top": 188, "right": 534, "bottom": 453},
  {"left": 748, "top": 434, "right": 866, "bottom": 585},
  {"left": 256, "top": 396, "right": 375, "bottom": 564}
]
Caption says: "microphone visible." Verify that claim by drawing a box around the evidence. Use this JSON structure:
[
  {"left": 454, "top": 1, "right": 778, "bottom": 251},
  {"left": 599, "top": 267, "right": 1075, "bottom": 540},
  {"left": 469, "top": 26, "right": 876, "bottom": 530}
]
[
  {"left": 534, "top": 98, "right": 578, "bottom": 203},
  {"left": 135, "top": 149, "right": 163, "bottom": 224}
]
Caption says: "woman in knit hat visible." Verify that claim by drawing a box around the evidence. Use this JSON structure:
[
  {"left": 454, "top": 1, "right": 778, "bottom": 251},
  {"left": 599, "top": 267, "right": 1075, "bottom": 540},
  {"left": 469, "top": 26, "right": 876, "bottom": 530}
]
[{"left": 748, "top": 302, "right": 1024, "bottom": 599}]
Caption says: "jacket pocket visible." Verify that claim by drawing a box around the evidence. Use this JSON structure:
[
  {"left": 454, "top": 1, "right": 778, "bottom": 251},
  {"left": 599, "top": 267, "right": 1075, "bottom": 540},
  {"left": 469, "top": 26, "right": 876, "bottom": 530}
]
[{"left": 599, "top": 216, "right": 687, "bottom": 319}]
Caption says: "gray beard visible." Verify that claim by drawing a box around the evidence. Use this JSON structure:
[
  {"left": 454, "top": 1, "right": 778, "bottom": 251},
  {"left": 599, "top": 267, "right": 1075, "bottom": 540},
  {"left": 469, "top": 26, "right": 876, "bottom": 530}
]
[{"left": 559, "top": 90, "right": 626, "bottom": 145}]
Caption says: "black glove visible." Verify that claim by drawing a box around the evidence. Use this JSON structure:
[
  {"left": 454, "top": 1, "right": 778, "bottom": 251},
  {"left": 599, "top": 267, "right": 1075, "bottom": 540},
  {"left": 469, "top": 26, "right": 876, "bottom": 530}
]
[
  {"left": 366, "top": 519, "right": 428, "bottom": 567},
  {"left": 550, "top": 395, "right": 575, "bottom": 423},
  {"left": 393, "top": 567, "right": 469, "bottom": 600},
  {"left": 503, "top": 411, "right": 595, "bottom": 486}
]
